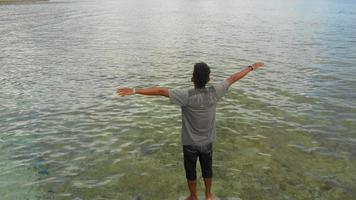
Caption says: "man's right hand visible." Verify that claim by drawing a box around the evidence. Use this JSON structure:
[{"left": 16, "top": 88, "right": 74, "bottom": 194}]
[
  {"left": 252, "top": 62, "right": 265, "bottom": 70},
  {"left": 226, "top": 62, "right": 265, "bottom": 86}
]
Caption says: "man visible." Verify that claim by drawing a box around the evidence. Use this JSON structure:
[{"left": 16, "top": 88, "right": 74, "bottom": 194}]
[{"left": 117, "top": 62, "right": 264, "bottom": 200}]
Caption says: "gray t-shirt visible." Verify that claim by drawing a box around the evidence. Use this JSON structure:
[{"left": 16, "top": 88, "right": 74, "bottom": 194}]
[{"left": 169, "top": 80, "right": 230, "bottom": 145}]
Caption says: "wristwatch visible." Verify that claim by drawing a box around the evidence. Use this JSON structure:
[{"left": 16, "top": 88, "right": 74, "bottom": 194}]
[{"left": 248, "top": 65, "right": 254, "bottom": 71}]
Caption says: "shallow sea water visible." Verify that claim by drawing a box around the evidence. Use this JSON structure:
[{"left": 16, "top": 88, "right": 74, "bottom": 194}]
[{"left": 0, "top": 0, "right": 356, "bottom": 199}]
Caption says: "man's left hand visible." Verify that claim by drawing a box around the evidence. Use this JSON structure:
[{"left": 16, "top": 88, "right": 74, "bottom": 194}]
[{"left": 117, "top": 88, "right": 134, "bottom": 96}]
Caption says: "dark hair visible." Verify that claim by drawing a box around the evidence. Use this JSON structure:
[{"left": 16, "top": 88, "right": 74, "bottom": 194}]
[{"left": 192, "top": 62, "right": 210, "bottom": 88}]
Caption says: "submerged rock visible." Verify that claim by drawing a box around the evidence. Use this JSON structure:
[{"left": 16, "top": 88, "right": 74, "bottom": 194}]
[
  {"left": 133, "top": 196, "right": 142, "bottom": 200},
  {"left": 31, "top": 157, "right": 49, "bottom": 176}
]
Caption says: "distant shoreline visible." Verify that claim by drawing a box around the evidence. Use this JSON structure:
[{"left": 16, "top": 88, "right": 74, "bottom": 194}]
[{"left": 0, "top": 0, "right": 48, "bottom": 4}]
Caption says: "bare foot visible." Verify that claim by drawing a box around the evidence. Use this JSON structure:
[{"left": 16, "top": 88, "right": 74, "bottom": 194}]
[
  {"left": 206, "top": 193, "right": 214, "bottom": 200},
  {"left": 185, "top": 195, "right": 198, "bottom": 200}
]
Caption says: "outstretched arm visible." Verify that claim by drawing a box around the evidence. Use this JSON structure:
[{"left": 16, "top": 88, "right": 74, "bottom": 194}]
[
  {"left": 226, "top": 62, "right": 264, "bottom": 86},
  {"left": 117, "top": 87, "right": 169, "bottom": 97}
]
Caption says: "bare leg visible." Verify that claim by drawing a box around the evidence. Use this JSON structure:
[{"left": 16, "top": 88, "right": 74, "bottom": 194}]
[
  {"left": 185, "top": 179, "right": 198, "bottom": 200},
  {"left": 204, "top": 178, "right": 213, "bottom": 200}
]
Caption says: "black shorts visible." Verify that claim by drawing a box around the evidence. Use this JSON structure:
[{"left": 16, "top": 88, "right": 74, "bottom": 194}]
[{"left": 183, "top": 143, "right": 213, "bottom": 180}]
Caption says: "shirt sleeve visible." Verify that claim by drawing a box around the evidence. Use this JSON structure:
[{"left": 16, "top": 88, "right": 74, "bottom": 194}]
[
  {"left": 213, "top": 79, "right": 230, "bottom": 100},
  {"left": 169, "top": 88, "right": 189, "bottom": 106}
]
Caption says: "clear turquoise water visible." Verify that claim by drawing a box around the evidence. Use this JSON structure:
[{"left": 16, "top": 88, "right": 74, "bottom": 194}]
[{"left": 0, "top": 0, "right": 355, "bottom": 199}]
